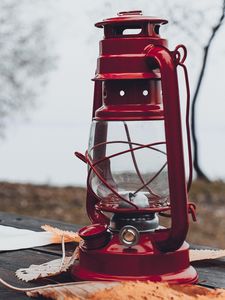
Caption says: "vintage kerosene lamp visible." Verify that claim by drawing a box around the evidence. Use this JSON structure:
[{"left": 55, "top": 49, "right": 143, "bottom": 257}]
[{"left": 72, "top": 11, "right": 198, "bottom": 284}]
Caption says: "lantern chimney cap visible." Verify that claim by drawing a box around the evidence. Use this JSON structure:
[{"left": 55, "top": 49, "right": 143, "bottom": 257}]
[
  {"left": 95, "top": 11, "right": 168, "bottom": 28},
  {"left": 117, "top": 10, "right": 143, "bottom": 16}
]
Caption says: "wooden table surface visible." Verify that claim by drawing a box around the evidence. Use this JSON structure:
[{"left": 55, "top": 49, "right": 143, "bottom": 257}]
[{"left": 0, "top": 211, "right": 224, "bottom": 299}]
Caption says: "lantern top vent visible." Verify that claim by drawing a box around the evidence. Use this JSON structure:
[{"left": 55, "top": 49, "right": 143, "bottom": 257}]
[
  {"left": 93, "top": 11, "right": 168, "bottom": 81},
  {"left": 95, "top": 10, "right": 168, "bottom": 37}
]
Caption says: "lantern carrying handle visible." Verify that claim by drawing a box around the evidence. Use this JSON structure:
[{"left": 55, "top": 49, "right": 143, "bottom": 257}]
[
  {"left": 173, "top": 45, "right": 193, "bottom": 191},
  {"left": 145, "top": 44, "right": 189, "bottom": 252}
]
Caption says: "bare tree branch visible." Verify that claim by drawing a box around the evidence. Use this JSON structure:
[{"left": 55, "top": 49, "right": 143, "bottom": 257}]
[{"left": 191, "top": 0, "right": 225, "bottom": 181}]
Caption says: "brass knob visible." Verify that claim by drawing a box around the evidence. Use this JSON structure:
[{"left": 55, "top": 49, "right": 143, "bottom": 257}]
[{"left": 119, "top": 225, "right": 140, "bottom": 247}]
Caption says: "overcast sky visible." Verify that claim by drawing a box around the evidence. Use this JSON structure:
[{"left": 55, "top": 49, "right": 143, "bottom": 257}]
[{"left": 0, "top": 0, "right": 224, "bottom": 186}]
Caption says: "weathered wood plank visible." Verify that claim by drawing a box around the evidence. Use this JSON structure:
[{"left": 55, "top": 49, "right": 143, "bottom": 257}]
[
  {"left": 190, "top": 243, "right": 225, "bottom": 288},
  {"left": 0, "top": 290, "right": 33, "bottom": 300},
  {"left": 0, "top": 212, "right": 80, "bottom": 298},
  {"left": 193, "top": 258, "right": 225, "bottom": 288},
  {"left": 0, "top": 247, "right": 74, "bottom": 299},
  {"left": 0, "top": 212, "right": 225, "bottom": 298},
  {"left": 0, "top": 211, "right": 82, "bottom": 231}
]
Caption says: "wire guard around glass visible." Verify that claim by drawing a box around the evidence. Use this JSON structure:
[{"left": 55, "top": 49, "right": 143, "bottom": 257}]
[{"left": 86, "top": 120, "right": 171, "bottom": 214}]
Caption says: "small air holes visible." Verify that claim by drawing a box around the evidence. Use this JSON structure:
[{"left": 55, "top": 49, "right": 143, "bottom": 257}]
[
  {"left": 103, "top": 88, "right": 107, "bottom": 99},
  {"left": 143, "top": 90, "right": 148, "bottom": 96},
  {"left": 154, "top": 25, "right": 160, "bottom": 35},
  {"left": 120, "top": 90, "right": 125, "bottom": 96},
  {"left": 122, "top": 28, "right": 142, "bottom": 35}
]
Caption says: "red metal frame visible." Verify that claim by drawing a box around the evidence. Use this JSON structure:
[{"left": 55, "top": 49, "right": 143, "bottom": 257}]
[
  {"left": 72, "top": 236, "right": 197, "bottom": 284},
  {"left": 72, "top": 11, "right": 197, "bottom": 284},
  {"left": 144, "top": 44, "right": 188, "bottom": 252}
]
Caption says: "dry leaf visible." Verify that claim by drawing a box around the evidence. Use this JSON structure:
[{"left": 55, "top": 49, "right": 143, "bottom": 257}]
[
  {"left": 2, "top": 279, "right": 225, "bottom": 300},
  {"left": 0, "top": 278, "right": 119, "bottom": 299},
  {"left": 16, "top": 255, "right": 77, "bottom": 282},
  {"left": 26, "top": 281, "right": 120, "bottom": 299},
  {"left": 16, "top": 236, "right": 81, "bottom": 282},
  {"left": 2, "top": 278, "right": 225, "bottom": 300},
  {"left": 41, "top": 225, "right": 82, "bottom": 243},
  {"left": 190, "top": 249, "right": 225, "bottom": 262},
  {"left": 90, "top": 282, "right": 225, "bottom": 300}
]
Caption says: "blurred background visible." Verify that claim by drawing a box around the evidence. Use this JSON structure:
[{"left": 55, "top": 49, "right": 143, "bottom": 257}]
[{"left": 0, "top": 0, "right": 225, "bottom": 247}]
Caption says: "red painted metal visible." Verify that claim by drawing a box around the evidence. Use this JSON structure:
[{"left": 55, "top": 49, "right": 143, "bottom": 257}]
[
  {"left": 72, "top": 230, "right": 197, "bottom": 283},
  {"left": 79, "top": 224, "right": 108, "bottom": 238},
  {"left": 72, "top": 11, "right": 197, "bottom": 284},
  {"left": 79, "top": 224, "right": 111, "bottom": 250}
]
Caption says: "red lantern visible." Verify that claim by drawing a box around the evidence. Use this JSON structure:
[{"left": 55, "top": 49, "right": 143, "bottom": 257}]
[{"left": 72, "top": 11, "right": 198, "bottom": 284}]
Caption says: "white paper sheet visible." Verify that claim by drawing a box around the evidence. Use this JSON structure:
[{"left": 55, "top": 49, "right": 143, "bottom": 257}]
[{"left": 0, "top": 225, "right": 54, "bottom": 251}]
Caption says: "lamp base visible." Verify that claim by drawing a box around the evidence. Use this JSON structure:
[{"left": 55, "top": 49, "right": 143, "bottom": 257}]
[
  {"left": 72, "top": 263, "right": 197, "bottom": 284},
  {"left": 71, "top": 232, "right": 198, "bottom": 284}
]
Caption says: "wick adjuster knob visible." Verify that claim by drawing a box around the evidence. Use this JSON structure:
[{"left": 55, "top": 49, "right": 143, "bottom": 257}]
[
  {"left": 79, "top": 224, "right": 110, "bottom": 250},
  {"left": 119, "top": 225, "right": 140, "bottom": 247}
]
